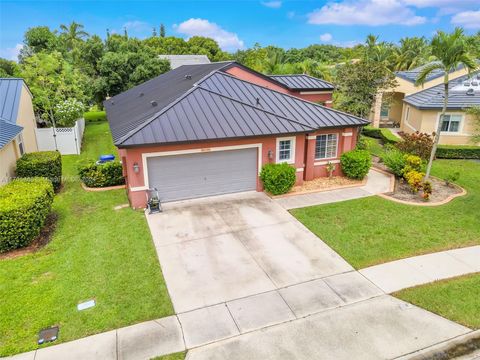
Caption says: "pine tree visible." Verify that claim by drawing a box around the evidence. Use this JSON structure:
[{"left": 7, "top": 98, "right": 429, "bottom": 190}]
[{"left": 160, "top": 24, "right": 165, "bottom": 38}]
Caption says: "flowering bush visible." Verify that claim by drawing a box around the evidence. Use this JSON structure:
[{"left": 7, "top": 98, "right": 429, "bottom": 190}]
[
  {"left": 404, "top": 170, "right": 424, "bottom": 193},
  {"left": 54, "top": 98, "right": 84, "bottom": 127}
]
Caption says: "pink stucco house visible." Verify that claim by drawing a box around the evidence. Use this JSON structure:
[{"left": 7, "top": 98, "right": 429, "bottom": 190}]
[{"left": 105, "top": 61, "right": 368, "bottom": 207}]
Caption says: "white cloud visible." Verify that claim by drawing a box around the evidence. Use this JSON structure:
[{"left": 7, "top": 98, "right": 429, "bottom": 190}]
[
  {"left": 261, "top": 1, "right": 282, "bottom": 8},
  {"left": 174, "top": 18, "right": 244, "bottom": 51},
  {"left": 287, "top": 11, "right": 296, "bottom": 19},
  {"left": 0, "top": 43, "right": 23, "bottom": 62},
  {"left": 319, "top": 33, "right": 333, "bottom": 42},
  {"left": 451, "top": 9, "right": 480, "bottom": 29},
  {"left": 307, "top": 0, "right": 426, "bottom": 26},
  {"left": 403, "top": 0, "right": 478, "bottom": 15},
  {"left": 123, "top": 20, "right": 150, "bottom": 32}
]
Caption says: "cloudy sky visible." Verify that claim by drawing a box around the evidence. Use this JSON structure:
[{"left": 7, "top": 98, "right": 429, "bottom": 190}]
[{"left": 0, "top": 0, "right": 479, "bottom": 60}]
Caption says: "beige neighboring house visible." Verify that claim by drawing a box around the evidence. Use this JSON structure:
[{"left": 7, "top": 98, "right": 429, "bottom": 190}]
[
  {"left": 158, "top": 54, "right": 211, "bottom": 69},
  {"left": 370, "top": 62, "right": 480, "bottom": 145},
  {"left": 0, "top": 78, "right": 38, "bottom": 184}
]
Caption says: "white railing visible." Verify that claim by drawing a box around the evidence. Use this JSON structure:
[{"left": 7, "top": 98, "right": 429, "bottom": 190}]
[{"left": 35, "top": 118, "right": 85, "bottom": 155}]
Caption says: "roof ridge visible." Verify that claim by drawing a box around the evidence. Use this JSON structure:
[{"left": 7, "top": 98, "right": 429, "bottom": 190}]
[{"left": 201, "top": 70, "right": 368, "bottom": 124}]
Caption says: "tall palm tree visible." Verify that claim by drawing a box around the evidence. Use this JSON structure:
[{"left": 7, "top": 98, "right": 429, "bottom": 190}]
[
  {"left": 415, "top": 28, "right": 477, "bottom": 180},
  {"left": 393, "top": 37, "right": 430, "bottom": 71},
  {"left": 60, "top": 21, "right": 89, "bottom": 51}
]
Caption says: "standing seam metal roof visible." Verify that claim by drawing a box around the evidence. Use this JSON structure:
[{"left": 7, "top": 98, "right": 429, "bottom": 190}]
[
  {"left": 269, "top": 74, "right": 334, "bottom": 90},
  {"left": 0, "top": 117, "right": 23, "bottom": 149},
  {"left": 0, "top": 78, "right": 24, "bottom": 123}
]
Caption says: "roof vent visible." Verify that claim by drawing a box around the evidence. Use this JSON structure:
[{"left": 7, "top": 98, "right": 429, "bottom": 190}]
[
  {"left": 471, "top": 81, "right": 478, "bottom": 87},
  {"left": 151, "top": 100, "right": 158, "bottom": 106},
  {"left": 463, "top": 81, "right": 471, "bottom": 86},
  {"left": 110, "top": 101, "right": 115, "bottom": 105},
  {"left": 139, "top": 92, "right": 144, "bottom": 97},
  {"left": 466, "top": 88, "right": 475, "bottom": 96},
  {"left": 185, "top": 75, "right": 192, "bottom": 80},
  {"left": 256, "top": 97, "right": 260, "bottom": 105}
]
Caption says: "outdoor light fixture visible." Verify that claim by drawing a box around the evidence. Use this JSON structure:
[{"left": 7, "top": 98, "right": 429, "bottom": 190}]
[
  {"left": 268, "top": 150, "right": 273, "bottom": 161},
  {"left": 133, "top": 162, "right": 140, "bottom": 173}
]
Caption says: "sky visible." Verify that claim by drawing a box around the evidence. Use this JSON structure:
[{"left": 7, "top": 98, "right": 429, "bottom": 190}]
[{"left": 0, "top": 0, "right": 479, "bottom": 60}]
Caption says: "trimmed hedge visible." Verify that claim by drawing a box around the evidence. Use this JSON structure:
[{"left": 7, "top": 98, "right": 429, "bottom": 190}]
[
  {"left": 362, "top": 125, "right": 399, "bottom": 144},
  {"left": 340, "top": 149, "right": 372, "bottom": 179},
  {"left": 0, "top": 178, "right": 54, "bottom": 252},
  {"left": 436, "top": 145, "right": 480, "bottom": 159},
  {"left": 260, "top": 163, "right": 296, "bottom": 195},
  {"left": 78, "top": 161, "right": 125, "bottom": 188},
  {"left": 16, "top": 151, "right": 62, "bottom": 190},
  {"left": 84, "top": 111, "right": 106, "bottom": 122}
]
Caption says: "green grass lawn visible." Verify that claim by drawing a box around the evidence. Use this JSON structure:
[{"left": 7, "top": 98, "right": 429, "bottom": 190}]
[
  {"left": 291, "top": 159, "right": 480, "bottom": 269},
  {"left": 395, "top": 274, "right": 480, "bottom": 329},
  {"left": 0, "top": 121, "right": 173, "bottom": 356},
  {"left": 152, "top": 351, "right": 187, "bottom": 360}
]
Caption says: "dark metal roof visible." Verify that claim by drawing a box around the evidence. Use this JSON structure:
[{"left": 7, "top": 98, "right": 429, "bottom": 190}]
[
  {"left": 118, "top": 87, "right": 313, "bottom": 146},
  {"left": 0, "top": 117, "right": 23, "bottom": 149},
  {"left": 198, "top": 71, "right": 366, "bottom": 129},
  {"left": 395, "top": 62, "right": 472, "bottom": 84},
  {"left": 108, "top": 64, "right": 368, "bottom": 147},
  {"left": 404, "top": 72, "right": 480, "bottom": 110},
  {"left": 269, "top": 74, "right": 334, "bottom": 90},
  {"left": 104, "top": 62, "right": 234, "bottom": 142},
  {"left": 0, "top": 78, "right": 24, "bottom": 123}
]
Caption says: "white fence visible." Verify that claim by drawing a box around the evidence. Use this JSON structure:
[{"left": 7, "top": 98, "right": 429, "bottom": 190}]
[{"left": 35, "top": 118, "right": 85, "bottom": 155}]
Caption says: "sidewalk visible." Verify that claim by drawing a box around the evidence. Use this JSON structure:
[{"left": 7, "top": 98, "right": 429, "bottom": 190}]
[
  {"left": 274, "top": 168, "right": 392, "bottom": 210},
  {"left": 360, "top": 246, "right": 480, "bottom": 293}
]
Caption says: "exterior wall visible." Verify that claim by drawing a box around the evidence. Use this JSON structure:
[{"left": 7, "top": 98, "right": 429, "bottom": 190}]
[
  {"left": 120, "top": 127, "right": 358, "bottom": 207},
  {"left": 0, "top": 141, "right": 19, "bottom": 184},
  {"left": 225, "top": 66, "right": 333, "bottom": 106},
  {"left": 15, "top": 84, "right": 38, "bottom": 153},
  {"left": 400, "top": 107, "right": 479, "bottom": 145},
  {"left": 388, "top": 92, "right": 405, "bottom": 125}
]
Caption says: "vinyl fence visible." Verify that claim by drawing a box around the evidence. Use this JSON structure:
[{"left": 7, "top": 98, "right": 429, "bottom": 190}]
[{"left": 35, "top": 118, "right": 85, "bottom": 155}]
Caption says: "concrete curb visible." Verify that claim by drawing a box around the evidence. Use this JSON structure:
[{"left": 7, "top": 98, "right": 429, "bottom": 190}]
[
  {"left": 394, "top": 330, "right": 480, "bottom": 360},
  {"left": 81, "top": 183, "right": 126, "bottom": 192}
]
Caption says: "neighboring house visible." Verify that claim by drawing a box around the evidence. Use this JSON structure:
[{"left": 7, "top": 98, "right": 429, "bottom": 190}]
[
  {"left": 401, "top": 71, "right": 480, "bottom": 145},
  {"left": 158, "top": 54, "right": 211, "bottom": 69},
  {"left": 371, "top": 61, "right": 472, "bottom": 128},
  {"left": 0, "top": 78, "right": 38, "bottom": 184},
  {"left": 105, "top": 61, "right": 367, "bottom": 207}
]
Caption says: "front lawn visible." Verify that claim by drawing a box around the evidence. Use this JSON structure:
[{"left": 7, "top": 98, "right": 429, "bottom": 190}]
[
  {"left": 291, "top": 160, "right": 480, "bottom": 269},
  {"left": 0, "top": 121, "right": 173, "bottom": 356},
  {"left": 394, "top": 274, "right": 480, "bottom": 329}
]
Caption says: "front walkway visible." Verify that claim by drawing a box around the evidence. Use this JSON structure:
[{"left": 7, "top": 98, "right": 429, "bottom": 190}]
[
  {"left": 360, "top": 246, "right": 480, "bottom": 293},
  {"left": 274, "top": 168, "right": 392, "bottom": 209}
]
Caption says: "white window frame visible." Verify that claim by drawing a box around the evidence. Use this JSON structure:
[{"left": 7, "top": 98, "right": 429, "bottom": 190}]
[
  {"left": 437, "top": 112, "right": 464, "bottom": 135},
  {"left": 275, "top": 136, "right": 296, "bottom": 164},
  {"left": 314, "top": 133, "right": 338, "bottom": 160}
]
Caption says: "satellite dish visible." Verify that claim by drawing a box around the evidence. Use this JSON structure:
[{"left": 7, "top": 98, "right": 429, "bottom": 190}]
[{"left": 466, "top": 88, "right": 475, "bottom": 96}]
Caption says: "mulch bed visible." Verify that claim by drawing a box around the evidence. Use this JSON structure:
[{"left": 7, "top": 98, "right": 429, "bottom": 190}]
[
  {"left": 387, "top": 177, "right": 463, "bottom": 204},
  {"left": 0, "top": 212, "right": 58, "bottom": 260},
  {"left": 289, "top": 176, "right": 363, "bottom": 194}
]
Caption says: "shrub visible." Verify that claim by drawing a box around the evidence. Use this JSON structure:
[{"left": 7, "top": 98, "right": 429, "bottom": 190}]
[
  {"left": 340, "top": 150, "right": 372, "bottom": 180},
  {"left": 0, "top": 178, "right": 54, "bottom": 252},
  {"left": 84, "top": 111, "right": 107, "bottom": 122},
  {"left": 445, "top": 171, "right": 460, "bottom": 186},
  {"left": 78, "top": 161, "right": 125, "bottom": 188},
  {"left": 436, "top": 145, "right": 480, "bottom": 159},
  {"left": 402, "top": 154, "right": 424, "bottom": 174},
  {"left": 16, "top": 151, "right": 62, "bottom": 190},
  {"left": 404, "top": 170, "right": 425, "bottom": 193},
  {"left": 396, "top": 131, "right": 434, "bottom": 160},
  {"left": 260, "top": 163, "right": 296, "bottom": 195},
  {"left": 421, "top": 181, "right": 432, "bottom": 201},
  {"left": 362, "top": 126, "right": 399, "bottom": 144},
  {"left": 54, "top": 98, "right": 85, "bottom": 127},
  {"left": 381, "top": 148, "right": 406, "bottom": 177}
]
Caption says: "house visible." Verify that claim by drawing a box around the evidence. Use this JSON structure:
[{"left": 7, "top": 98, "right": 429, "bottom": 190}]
[
  {"left": 158, "top": 54, "right": 211, "bottom": 69},
  {"left": 401, "top": 71, "right": 480, "bottom": 145},
  {"left": 371, "top": 62, "right": 472, "bottom": 128},
  {"left": 0, "top": 78, "right": 38, "bottom": 184},
  {"left": 105, "top": 61, "right": 367, "bottom": 207}
]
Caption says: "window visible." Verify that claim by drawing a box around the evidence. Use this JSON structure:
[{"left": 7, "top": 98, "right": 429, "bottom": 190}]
[
  {"left": 315, "top": 134, "right": 338, "bottom": 159},
  {"left": 441, "top": 114, "right": 462, "bottom": 133},
  {"left": 276, "top": 137, "right": 295, "bottom": 163},
  {"left": 17, "top": 134, "right": 24, "bottom": 156},
  {"left": 380, "top": 103, "right": 389, "bottom": 118},
  {"left": 405, "top": 106, "right": 410, "bottom": 122}
]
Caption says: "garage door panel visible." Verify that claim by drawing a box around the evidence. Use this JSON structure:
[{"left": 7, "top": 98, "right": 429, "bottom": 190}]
[{"left": 147, "top": 148, "right": 257, "bottom": 202}]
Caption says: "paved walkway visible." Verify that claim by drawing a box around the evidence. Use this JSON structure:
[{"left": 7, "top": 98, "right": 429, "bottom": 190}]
[
  {"left": 274, "top": 168, "right": 392, "bottom": 209},
  {"left": 360, "top": 246, "right": 480, "bottom": 293}
]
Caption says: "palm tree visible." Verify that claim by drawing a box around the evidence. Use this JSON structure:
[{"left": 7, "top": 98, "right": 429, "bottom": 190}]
[
  {"left": 59, "top": 21, "right": 89, "bottom": 51},
  {"left": 415, "top": 28, "right": 477, "bottom": 180},
  {"left": 393, "top": 37, "right": 430, "bottom": 71}
]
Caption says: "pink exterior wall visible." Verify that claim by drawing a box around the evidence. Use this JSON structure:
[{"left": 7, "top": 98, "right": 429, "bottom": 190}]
[
  {"left": 225, "top": 66, "right": 333, "bottom": 106},
  {"left": 120, "top": 127, "right": 358, "bottom": 208}
]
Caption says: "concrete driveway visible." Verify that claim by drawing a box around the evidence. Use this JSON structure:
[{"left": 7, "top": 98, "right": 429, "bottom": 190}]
[{"left": 146, "top": 192, "right": 353, "bottom": 313}]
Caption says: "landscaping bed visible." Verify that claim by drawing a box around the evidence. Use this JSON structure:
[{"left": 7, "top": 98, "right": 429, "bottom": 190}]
[{"left": 272, "top": 176, "right": 363, "bottom": 197}]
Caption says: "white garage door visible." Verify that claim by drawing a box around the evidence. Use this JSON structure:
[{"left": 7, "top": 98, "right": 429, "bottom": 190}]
[{"left": 146, "top": 148, "right": 258, "bottom": 202}]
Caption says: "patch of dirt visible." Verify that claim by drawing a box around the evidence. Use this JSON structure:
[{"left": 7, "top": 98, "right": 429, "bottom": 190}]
[
  {"left": 0, "top": 212, "right": 58, "bottom": 260},
  {"left": 372, "top": 156, "right": 390, "bottom": 173},
  {"left": 387, "top": 177, "right": 463, "bottom": 204},
  {"left": 289, "top": 176, "right": 363, "bottom": 194}
]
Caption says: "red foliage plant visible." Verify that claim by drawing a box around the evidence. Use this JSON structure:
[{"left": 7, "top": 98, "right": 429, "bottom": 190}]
[{"left": 396, "top": 131, "right": 434, "bottom": 160}]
